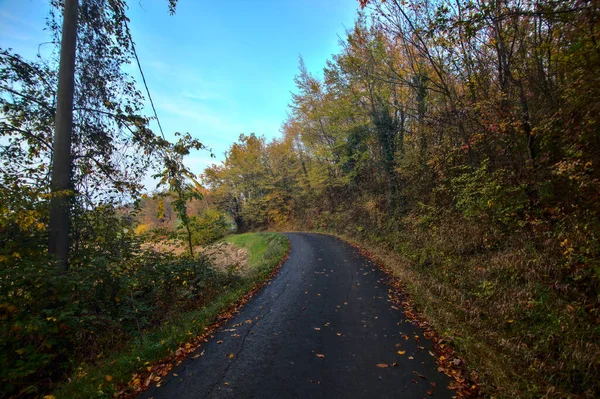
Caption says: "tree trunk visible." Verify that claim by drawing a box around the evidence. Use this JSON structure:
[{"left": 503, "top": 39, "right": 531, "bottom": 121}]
[{"left": 49, "top": 0, "right": 78, "bottom": 271}]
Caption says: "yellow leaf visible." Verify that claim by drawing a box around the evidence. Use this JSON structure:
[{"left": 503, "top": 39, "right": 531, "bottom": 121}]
[
  {"left": 43, "top": 396, "right": 56, "bottom": 399},
  {"left": 376, "top": 363, "right": 389, "bottom": 368},
  {"left": 105, "top": 375, "right": 112, "bottom": 382},
  {"left": 397, "top": 351, "right": 406, "bottom": 355}
]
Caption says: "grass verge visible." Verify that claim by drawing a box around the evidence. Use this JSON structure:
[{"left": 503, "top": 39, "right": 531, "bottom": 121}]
[
  {"left": 223, "top": 232, "right": 283, "bottom": 268},
  {"left": 53, "top": 232, "right": 289, "bottom": 399}
]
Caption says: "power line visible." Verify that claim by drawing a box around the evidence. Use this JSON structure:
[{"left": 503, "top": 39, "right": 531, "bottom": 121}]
[{"left": 126, "top": 26, "right": 165, "bottom": 140}]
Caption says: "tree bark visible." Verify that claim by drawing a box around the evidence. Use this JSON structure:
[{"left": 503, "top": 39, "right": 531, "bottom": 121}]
[{"left": 49, "top": 0, "right": 78, "bottom": 271}]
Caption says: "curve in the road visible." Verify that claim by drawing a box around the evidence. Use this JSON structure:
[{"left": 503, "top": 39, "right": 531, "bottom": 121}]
[{"left": 140, "top": 232, "right": 453, "bottom": 399}]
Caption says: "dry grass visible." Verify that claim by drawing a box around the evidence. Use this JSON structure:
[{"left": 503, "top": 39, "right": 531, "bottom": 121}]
[
  {"left": 143, "top": 239, "right": 250, "bottom": 274},
  {"left": 202, "top": 242, "right": 249, "bottom": 274}
]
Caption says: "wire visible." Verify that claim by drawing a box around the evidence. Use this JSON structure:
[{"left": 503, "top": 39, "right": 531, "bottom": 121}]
[{"left": 125, "top": 23, "right": 166, "bottom": 140}]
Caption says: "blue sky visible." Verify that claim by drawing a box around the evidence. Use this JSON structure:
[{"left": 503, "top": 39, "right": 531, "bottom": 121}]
[{"left": 0, "top": 0, "right": 360, "bottom": 184}]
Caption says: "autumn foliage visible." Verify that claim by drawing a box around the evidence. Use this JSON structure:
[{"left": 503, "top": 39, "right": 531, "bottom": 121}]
[{"left": 204, "top": 1, "right": 600, "bottom": 397}]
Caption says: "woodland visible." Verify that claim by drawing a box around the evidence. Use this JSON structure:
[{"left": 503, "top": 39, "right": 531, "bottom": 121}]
[{"left": 1, "top": 0, "right": 599, "bottom": 398}]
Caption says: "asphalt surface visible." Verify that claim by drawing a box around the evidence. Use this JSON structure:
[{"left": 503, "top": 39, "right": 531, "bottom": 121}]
[{"left": 140, "top": 233, "right": 452, "bottom": 399}]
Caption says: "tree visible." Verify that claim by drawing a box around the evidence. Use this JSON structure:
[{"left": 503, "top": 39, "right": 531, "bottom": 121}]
[
  {"left": 155, "top": 133, "right": 205, "bottom": 259},
  {"left": 44, "top": 0, "right": 179, "bottom": 270}
]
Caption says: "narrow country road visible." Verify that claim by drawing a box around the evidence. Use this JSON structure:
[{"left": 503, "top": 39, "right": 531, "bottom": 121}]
[{"left": 140, "top": 233, "right": 452, "bottom": 398}]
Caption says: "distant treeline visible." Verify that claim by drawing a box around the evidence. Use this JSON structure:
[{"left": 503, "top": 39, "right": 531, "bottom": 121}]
[{"left": 133, "top": 190, "right": 234, "bottom": 245}]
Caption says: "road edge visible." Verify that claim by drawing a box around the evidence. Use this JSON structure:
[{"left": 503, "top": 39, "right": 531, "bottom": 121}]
[
  {"left": 118, "top": 234, "right": 292, "bottom": 398},
  {"left": 282, "top": 230, "right": 482, "bottom": 398}
]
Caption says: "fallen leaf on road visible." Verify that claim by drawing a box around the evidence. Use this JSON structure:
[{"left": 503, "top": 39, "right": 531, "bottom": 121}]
[
  {"left": 397, "top": 350, "right": 406, "bottom": 355},
  {"left": 314, "top": 327, "right": 321, "bottom": 331},
  {"left": 336, "top": 333, "right": 342, "bottom": 336},
  {"left": 376, "top": 363, "right": 389, "bottom": 368},
  {"left": 316, "top": 354, "right": 325, "bottom": 358},
  {"left": 413, "top": 371, "right": 427, "bottom": 379},
  {"left": 229, "top": 353, "right": 234, "bottom": 359}
]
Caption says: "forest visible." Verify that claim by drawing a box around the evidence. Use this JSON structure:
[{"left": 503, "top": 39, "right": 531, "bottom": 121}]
[
  {"left": 203, "top": 1, "right": 600, "bottom": 397},
  {"left": 1, "top": 0, "right": 599, "bottom": 398}
]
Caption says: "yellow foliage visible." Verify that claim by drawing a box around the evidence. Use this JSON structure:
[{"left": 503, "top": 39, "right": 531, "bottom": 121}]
[{"left": 135, "top": 224, "right": 151, "bottom": 235}]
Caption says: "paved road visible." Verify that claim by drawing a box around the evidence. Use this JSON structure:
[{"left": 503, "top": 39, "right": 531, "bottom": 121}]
[{"left": 140, "top": 233, "right": 452, "bottom": 399}]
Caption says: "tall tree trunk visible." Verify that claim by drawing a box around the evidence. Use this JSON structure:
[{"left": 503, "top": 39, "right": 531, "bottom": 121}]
[{"left": 49, "top": 0, "right": 78, "bottom": 271}]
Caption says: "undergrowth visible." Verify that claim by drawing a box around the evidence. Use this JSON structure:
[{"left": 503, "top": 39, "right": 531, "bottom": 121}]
[{"left": 2, "top": 233, "right": 289, "bottom": 398}]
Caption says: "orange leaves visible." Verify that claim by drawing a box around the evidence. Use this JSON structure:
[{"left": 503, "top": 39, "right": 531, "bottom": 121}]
[
  {"left": 346, "top": 239, "right": 480, "bottom": 398},
  {"left": 376, "top": 363, "right": 389, "bottom": 368},
  {"left": 358, "top": 0, "right": 376, "bottom": 10}
]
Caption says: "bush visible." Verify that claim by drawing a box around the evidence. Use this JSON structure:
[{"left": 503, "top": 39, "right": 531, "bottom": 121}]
[
  {"left": 0, "top": 241, "right": 234, "bottom": 397},
  {"left": 189, "top": 209, "right": 231, "bottom": 246}
]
